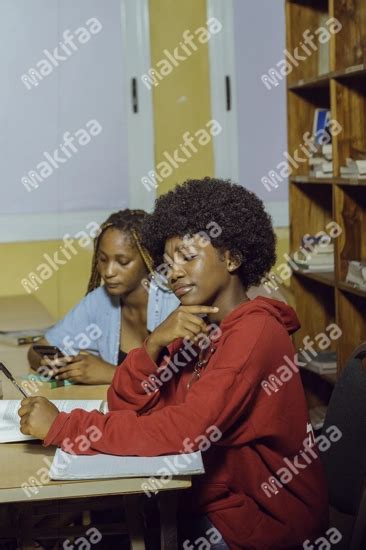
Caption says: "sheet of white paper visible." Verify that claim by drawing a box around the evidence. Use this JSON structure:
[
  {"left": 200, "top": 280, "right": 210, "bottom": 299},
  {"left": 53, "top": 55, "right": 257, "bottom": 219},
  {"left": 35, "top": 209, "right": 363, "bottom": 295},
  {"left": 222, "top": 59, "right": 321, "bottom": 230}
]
[
  {"left": 50, "top": 449, "right": 205, "bottom": 480},
  {"left": 0, "top": 400, "right": 103, "bottom": 443}
]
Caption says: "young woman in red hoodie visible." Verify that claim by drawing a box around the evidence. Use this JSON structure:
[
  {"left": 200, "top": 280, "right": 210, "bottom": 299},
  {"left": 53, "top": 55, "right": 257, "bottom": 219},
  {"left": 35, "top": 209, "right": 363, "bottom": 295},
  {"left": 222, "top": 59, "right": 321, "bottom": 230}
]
[{"left": 19, "top": 178, "right": 328, "bottom": 549}]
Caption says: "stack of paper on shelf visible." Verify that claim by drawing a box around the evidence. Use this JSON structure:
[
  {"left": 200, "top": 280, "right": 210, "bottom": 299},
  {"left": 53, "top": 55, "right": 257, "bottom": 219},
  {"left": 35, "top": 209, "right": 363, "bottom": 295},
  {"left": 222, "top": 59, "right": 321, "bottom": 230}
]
[
  {"left": 340, "top": 158, "right": 366, "bottom": 178},
  {"left": 294, "top": 242, "right": 334, "bottom": 272},
  {"left": 309, "top": 144, "right": 333, "bottom": 178},
  {"left": 299, "top": 351, "right": 337, "bottom": 375},
  {"left": 345, "top": 261, "right": 366, "bottom": 290}
]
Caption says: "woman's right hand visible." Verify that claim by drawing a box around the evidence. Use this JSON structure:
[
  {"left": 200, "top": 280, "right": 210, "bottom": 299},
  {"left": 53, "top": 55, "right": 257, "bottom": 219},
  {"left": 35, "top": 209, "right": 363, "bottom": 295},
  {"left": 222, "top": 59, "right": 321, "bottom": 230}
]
[{"left": 146, "top": 305, "right": 219, "bottom": 361}]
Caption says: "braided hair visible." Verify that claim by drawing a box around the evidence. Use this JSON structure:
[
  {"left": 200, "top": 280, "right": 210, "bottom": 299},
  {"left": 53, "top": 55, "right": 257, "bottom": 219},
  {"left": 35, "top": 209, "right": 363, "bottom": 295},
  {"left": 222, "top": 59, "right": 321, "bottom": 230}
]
[{"left": 86, "top": 209, "right": 154, "bottom": 294}]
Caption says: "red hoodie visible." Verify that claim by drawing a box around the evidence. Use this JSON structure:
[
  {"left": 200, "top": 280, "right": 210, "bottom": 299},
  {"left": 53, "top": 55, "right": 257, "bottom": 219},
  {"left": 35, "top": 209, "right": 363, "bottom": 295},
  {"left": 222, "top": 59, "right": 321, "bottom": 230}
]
[{"left": 44, "top": 297, "right": 328, "bottom": 549}]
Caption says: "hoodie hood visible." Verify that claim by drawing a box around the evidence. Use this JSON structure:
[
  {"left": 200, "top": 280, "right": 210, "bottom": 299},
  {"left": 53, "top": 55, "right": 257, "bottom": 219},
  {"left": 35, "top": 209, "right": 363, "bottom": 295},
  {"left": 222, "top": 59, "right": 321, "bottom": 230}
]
[{"left": 220, "top": 296, "right": 300, "bottom": 336}]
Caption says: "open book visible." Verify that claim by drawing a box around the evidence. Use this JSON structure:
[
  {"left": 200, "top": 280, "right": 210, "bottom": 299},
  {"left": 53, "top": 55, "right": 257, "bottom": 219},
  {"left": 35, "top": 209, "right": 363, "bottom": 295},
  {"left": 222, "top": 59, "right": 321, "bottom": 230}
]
[
  {"left": 0, "top": 400, "right": 106, "bottom": 443},
  {"left": 50, "top": 448, "right": 205, "bottom": 480}
]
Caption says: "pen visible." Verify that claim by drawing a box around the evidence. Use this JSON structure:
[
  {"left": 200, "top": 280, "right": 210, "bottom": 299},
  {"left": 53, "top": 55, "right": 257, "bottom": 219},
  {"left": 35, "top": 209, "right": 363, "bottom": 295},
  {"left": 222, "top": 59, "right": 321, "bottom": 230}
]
[{"left": 0, "top": 362, "right": 28, "bottom": 398}]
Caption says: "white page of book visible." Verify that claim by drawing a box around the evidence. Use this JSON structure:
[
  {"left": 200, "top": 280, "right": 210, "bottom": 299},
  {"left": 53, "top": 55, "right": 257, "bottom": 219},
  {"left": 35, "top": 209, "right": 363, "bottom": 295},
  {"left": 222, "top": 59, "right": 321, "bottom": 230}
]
[
  {"left": 0, "top": 400, "right": 103, "bottom": 443},
  {"left": 50, "top": 449, "right": 205, "bottom": 480}
]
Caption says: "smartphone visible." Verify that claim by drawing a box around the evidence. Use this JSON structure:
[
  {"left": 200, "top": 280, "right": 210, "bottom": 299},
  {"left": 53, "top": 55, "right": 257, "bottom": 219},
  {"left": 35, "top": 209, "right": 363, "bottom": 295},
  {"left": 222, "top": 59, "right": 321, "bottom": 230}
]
[{"left": 33, "top": 344, "right": 65, "bottom": 358}]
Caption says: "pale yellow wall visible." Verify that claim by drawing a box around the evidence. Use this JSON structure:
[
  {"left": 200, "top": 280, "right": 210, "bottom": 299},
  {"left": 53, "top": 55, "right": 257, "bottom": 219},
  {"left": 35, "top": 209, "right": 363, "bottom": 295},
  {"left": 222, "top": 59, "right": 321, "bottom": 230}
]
[
  {"left": 0, "top": 4, "right": 289, "bottom": 321},
  {"left": 0, "top": 241, "right": 92, "bottom": 319},
  {"left": 149, "top": 0, "right": 215, "bottom": 195}
]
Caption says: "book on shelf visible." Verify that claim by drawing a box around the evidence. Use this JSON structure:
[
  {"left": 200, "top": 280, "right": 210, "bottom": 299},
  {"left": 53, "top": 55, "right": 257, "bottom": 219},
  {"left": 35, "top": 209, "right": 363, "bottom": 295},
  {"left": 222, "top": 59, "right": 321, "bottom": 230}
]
[
  {"left": 345, "top": 261, "right": 366, "bottom": 290},
  {"left": 321, "top": 162, "right": 333, "bottom": 174},
  {"left": 299, "top": 351, "right": 337, "bottom": 375},
  {"left": 0, "top": 399, "right": 107, "bottom": 443},
  {"left": 308, "top": 144, "right": 333, "bottom": 178},
  {"left": 50, "top": 448, "right": 205, "bottom": 481},
  {"left": 309, "top": 170, "right": 332, "bottom": 179},
  {"left": 309, "top": 405, "right": 327, "bottom": 431},
  {"left": 296, "top": 265, "right": 334, "bottom": 273},
  {"left": 309, "top": 157, "right": 325, "bottom": 167},
  {"left": 322, "top": 144, "right": 332, "bottom": 160},
  {"left": 308, "top": 244, "right": 334, "bottom": 255},
  {"left": 318, "top": 13, "right": 330, "bottom": 75},
  {"left": 313, "top": 109, "right": 331, "bottom": 145}
]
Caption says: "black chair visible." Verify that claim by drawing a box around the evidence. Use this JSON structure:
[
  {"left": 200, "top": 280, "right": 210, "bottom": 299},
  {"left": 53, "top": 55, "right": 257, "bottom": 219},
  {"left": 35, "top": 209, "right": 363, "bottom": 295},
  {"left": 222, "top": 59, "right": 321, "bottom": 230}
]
[{"left": 320, "top": 344, "right": 366, "bottom": 550}]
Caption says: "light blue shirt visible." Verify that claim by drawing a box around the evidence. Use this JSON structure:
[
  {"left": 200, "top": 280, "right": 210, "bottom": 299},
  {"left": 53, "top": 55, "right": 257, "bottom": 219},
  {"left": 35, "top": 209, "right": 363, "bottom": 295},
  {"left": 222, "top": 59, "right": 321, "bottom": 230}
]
[{"left": 46, "top": 282, "right": 179, "bottom": 365}]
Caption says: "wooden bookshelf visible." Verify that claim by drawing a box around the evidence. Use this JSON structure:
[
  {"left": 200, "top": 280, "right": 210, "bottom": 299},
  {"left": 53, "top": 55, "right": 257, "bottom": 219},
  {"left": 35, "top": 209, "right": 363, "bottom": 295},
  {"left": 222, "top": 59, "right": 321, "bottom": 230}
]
[{"left": 286, "top": 0, "right": 366, "bottom": 413}]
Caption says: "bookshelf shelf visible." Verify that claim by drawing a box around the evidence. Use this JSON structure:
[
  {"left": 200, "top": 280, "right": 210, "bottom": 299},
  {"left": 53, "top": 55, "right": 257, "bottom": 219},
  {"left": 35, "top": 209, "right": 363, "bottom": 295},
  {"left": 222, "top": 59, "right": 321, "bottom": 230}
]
[
  {"left": 288, "top": 74, "right": 331, "bottom": 91},
  {"left": 337, "top": 281, "right": 366, "bottom": 298},
  {"left": 291, "top": 176, "right": 366, "bottom": 186},
  {"left": 337, "top": 179, "right": 366, "bottom": 187},
  {"left": 321, "top": 372, "right": 337, "bottom": 385},
  {"left": 294, "top": 269, "right": 336, "bottom": 287},
  {"left": 286, "top": 0, "right": 366, "bottom": 412},
  {"left": 291, "top": 177, "right": 333, "bottom": 185},
  {"left": 288, "top": 65, "right": 366, "bottom": 91}
]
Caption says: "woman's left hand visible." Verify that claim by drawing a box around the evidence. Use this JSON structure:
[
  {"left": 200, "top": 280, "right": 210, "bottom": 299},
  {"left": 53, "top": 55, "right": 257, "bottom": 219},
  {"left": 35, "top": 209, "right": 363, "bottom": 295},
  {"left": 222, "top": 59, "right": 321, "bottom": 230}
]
[
  {"left": 18, "top": 396, "right": 59, "bottom": 440},
  {"left": 55, "top": 353, "right": 116, "bottom": 385}
]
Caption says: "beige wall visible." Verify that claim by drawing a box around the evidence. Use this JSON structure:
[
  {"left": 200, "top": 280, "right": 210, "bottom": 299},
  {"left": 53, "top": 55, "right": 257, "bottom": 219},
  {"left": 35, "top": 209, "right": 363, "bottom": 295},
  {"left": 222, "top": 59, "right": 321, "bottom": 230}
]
[
  {"left": 149, "top": 0, "right": 215, "bottom": 196},
  {"left": 0, "top": 241, "right": 92, "bottom": 319}
]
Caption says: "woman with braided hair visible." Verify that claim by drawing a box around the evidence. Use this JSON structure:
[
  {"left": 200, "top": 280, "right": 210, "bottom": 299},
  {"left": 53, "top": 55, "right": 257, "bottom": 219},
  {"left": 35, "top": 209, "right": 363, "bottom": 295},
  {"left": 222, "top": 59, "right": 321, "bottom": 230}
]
[{"left": 28, "top": 209, "right": 179, "bottom": 385}]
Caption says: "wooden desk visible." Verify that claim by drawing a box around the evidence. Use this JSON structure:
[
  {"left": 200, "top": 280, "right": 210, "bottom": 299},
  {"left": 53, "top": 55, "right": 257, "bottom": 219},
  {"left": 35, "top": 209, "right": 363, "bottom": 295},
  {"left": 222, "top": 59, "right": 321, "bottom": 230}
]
[{"left": 0, "top": 344, "right": 191, "bottom": 549}]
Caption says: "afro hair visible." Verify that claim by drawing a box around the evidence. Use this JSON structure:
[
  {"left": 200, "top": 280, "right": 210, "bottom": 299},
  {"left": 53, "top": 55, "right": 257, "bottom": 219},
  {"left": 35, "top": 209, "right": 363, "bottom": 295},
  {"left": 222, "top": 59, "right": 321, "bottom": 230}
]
[{"left": 142, "top": 177, "right": 277, "bottom": 290}]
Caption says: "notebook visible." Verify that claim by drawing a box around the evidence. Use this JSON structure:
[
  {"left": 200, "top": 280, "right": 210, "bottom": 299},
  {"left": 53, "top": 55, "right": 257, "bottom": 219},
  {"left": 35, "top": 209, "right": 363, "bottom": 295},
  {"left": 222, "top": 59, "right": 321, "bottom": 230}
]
[
  {"left": 0, "top": 399, "right": 106, "bottom": 443},
  {"left": 49, "top": 448, "right": 205, "bottom": 480}
]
